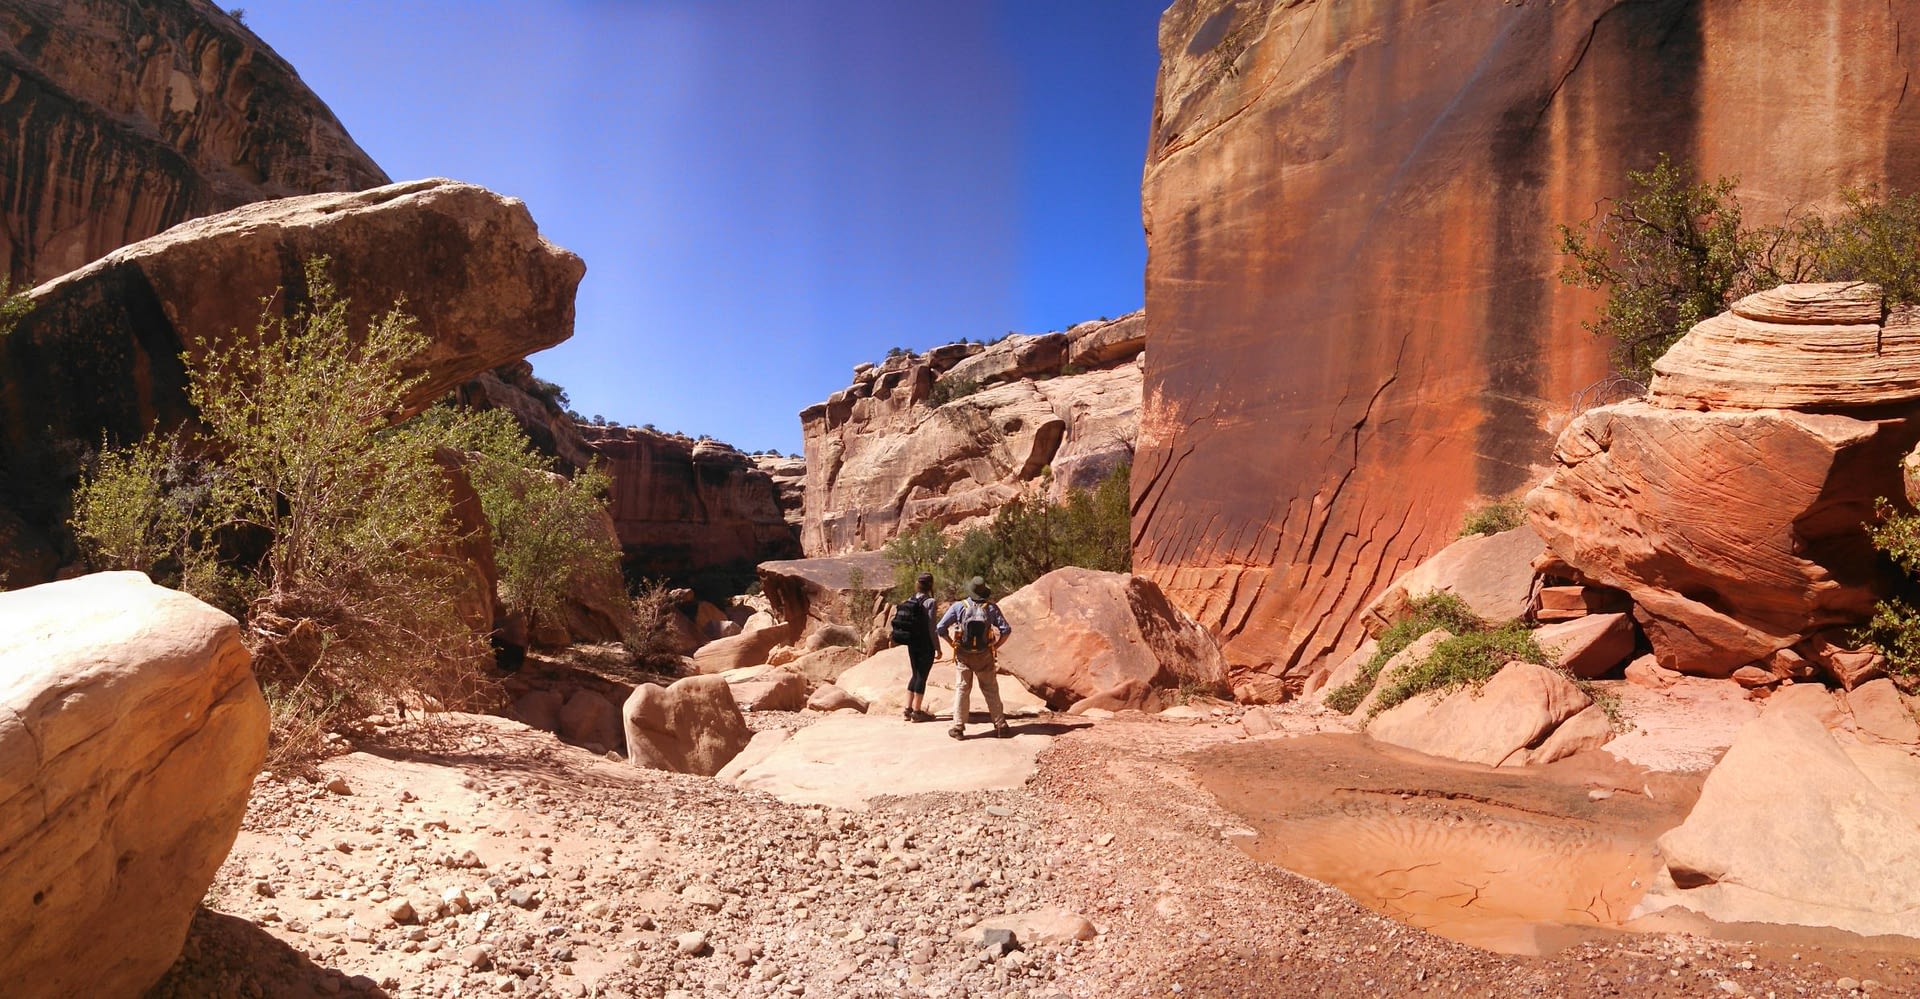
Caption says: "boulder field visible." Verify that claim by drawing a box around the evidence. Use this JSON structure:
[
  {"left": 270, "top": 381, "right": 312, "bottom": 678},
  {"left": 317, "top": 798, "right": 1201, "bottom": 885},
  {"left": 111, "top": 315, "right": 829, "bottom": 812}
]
[
  {"left": 0, "top": 572, "right": 268, "bottom": 998},
  {"left": 1133, "top": 0, "right": 1920, "bottom": 691}
]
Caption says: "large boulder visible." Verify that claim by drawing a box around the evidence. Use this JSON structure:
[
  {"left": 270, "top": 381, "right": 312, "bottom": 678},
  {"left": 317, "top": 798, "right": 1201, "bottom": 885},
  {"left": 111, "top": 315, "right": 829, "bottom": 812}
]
[
  {"left": 557, "top": 689, "right": 624, "bottom": 754},
  {"left": 996, "top": 568, "right": 1229, "bottom": 710},
  {"left": 757, "top": 551, "right": 895, "bottom": 639},
  {"left": 0, "top": 572, "right": 268, "bottom": 998},
  {"left": 621, "top": 675, "right": 752, "bottom": 776},
  {"left": 720, "top": 666, "right": 810, "bottom": 713},
  {"left": 1359, "top": 525, "right": 1544, "bottom": 636},
  {"left": 1133, "top": 0, "right": 1920, "bottom": 683},
  {"left": 833, "top": 646, "right": 1048, "bottom": 719},
  {"left": 1532, "top": 613, "right": 1637, "bottom": 680},
  {"left": 1645, "top": 693, "right": 1920, "bottom": 939},
  {"left": 1526, "top": 399, "right": 1915, "bottom": 676},
  {"left": 690, "top": 618, "right": 798, "bottom": 675},
  {"left": 0, "top": 179, "right": 585, "bottom": 580},
  {"left": 1365, "top": 661, "right": 1611, "bottom": 767}
]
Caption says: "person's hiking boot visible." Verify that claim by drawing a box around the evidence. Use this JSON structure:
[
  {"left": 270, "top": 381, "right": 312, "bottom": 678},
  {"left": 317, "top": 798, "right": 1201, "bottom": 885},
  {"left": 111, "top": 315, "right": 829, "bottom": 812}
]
[
  {"left": 993, "top": 722, "right": 1011, "bottom": 739},
  {"left": 903, "top": 707, "right": 914, "bottom": 722},
  {"left": 912, "top": 709, "right": 934, "bottom": 722},
  {"left": 948, "top": 725, "right": 965, "bottom": 740}
]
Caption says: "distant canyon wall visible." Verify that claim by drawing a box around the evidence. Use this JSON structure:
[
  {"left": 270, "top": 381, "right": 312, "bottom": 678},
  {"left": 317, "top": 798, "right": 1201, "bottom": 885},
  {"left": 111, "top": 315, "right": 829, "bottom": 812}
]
[
  {"left": 800, "top": 313, "right": 1144, "bottom": 556},
  {"left": 579, "top": 426, "right": 800, "bottom": 598},
  {"left": 1136, "top": 0, "right": 1920, "bottom": 685},
  {"left": 0, "top": 0, "right": 388, "bottom": 285}
]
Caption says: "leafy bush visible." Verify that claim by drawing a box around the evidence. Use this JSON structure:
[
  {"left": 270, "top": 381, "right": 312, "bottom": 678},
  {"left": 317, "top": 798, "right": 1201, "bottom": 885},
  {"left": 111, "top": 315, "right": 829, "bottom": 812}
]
[
  {"left": 1322, "top": 592, "right": 1484, "bottom": 713},
  {"left": 1459, "top": 496, "right": 1526, "bottom": 538},
  {"left": 882, "top": 464, "right": 1132, "bottom": 600},
  {"left": 1365, "top": 623, "right": 1548, "bottom": 717},
  {"left": 1561, "top": 157, "right": 1920, "bottom": 381},
  {"left": 1857, "top": 498, "right": 1920, "bottom": 690},
  {"left": 926, "top": 376, "right": 981, "bottom": 407}
]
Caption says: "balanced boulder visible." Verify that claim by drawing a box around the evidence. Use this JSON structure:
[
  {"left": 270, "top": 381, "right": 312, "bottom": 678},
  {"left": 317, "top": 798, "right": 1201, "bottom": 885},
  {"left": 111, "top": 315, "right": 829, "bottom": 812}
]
[
  {"left": 622, "top": 675, "right": 752, "bottom": 776},
  {"left": 0, "top": 572, "right": 268, "bottom": 998},
  {"left": 1365, "top": 661, "right": 1611, "bottom": 767}
]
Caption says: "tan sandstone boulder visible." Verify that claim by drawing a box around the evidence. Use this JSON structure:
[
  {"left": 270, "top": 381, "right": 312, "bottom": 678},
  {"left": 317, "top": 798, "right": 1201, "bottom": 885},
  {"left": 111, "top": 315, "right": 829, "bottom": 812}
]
[
  {"left": 0, "top": 572, "right": 268, "bottom": 998},
  {"left": 1526, "top": 399, "right": 1911, "bottom": 676},
  {"left": 1532, "top": 613, "right": 1636, "bottom": 680},
  {"left": 621, "top": 675, "right": 752, "bottom": 776},
  {"left": 995, "top": 568, "right": 1228, "bottom": 710},
  {"left": 1349, "top": 629, "right": 1455, "bottom": 719},
  {"left": 557, "top": 689, "right": 624, "bottom": 754},
  {"left": 1846, "top": 678, "right": 1920, "bottom": 745},
  {"left": 1365, "top": 661, "right": 1609, "bottom": 767},
  {"left": 1360, "top": 525, "right": 1544, "bottom": 635},
  {"left": 691, "top": 618, "right": 798, "bottom": 675},
  {"left": 805, "top": 684, "right": 867, "bottom": 713},
  {"left": 1646, "top": 693, "right": 1920, "bottom": 939},
  {"left": 834, "top": 646, "right": 1047, "bottom": 719},
  {"left": 720, "top": 666, "right": 810, "bottom": 713}
]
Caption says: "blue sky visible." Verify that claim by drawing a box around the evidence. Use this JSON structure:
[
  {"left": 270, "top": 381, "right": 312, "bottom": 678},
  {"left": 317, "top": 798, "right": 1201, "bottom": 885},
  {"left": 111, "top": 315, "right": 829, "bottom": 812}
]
[{"left": 238, "top": 1, "right": 1168, "bottom": 453}]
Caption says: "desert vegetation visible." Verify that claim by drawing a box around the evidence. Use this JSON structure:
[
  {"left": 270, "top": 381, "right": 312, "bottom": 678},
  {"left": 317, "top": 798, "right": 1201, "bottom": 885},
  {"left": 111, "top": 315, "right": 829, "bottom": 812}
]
[
  {"left": 69, "top": 259, "right": 626, "bottom": 763},
  {"left": 882, "top": 464, "right": 1131, "bottom": 600}
]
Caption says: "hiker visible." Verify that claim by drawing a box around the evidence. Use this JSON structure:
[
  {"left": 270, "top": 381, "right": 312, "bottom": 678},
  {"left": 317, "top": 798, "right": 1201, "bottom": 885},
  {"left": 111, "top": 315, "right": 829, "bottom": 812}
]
[
  {"left": 890, "top": 571, "right": 942, "bottom": 721},
  {"left": 936, "top": 576, "right": 1013, "bottom": 740}
]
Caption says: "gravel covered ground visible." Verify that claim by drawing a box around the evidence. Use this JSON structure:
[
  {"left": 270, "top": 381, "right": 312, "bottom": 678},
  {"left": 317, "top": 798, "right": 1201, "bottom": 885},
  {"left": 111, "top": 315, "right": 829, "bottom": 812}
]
[{"left": 150, "top": 708, "right": 1920, "bottom": 998}]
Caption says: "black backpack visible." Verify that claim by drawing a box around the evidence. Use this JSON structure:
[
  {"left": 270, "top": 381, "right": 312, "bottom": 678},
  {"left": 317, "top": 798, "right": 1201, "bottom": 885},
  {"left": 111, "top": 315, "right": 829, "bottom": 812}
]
[{"left": 890, "top": 595, "right": 929, "bottom": 646}]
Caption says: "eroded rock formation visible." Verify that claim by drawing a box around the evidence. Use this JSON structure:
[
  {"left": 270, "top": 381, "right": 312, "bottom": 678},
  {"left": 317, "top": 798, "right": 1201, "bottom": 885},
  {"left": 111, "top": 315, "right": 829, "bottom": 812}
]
[
  {"left": 1528, "top": 283, "right": 1920, "bottom": 677},
  {"left": 0, "top": 572, "right": 268, "bottom": 998},
  {"left": 581, "top": 426, "right": 800, "bottom": 597},
  {"left": 801, "top": 312, "right": 1143, "bottom": 556},
  {"left": 995, "top": 567, "right": 1228, "bottom": 711},
  {"left": 0, "top": 0, "right": 388, "bottom": 284},
  {"left": 1135, "top": 0, "right": 1920, "bottom": 689},
  {"left": 0, "top": 179, "right": 583, "bottom": 580}
]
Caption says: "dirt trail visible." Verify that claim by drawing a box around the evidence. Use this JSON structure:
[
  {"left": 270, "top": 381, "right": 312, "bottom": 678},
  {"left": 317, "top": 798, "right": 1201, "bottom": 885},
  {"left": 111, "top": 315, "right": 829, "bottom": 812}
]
[{"left": 150, "top": 706, "right": 1920, "bottom": 998}]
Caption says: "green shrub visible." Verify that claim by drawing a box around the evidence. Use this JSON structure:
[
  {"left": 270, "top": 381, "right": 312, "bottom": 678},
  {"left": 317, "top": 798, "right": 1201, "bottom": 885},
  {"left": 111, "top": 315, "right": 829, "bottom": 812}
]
[
  {"left": 1459, "top": 497, "right": 1526, "bottom": 538},
  {"left": 1322, "top": 592, "right": 1483, "bottom": 713},
  {"left": 926, "top": 376, "right": 981, "bottom": 407},
  {"left": 1365, "top": 622, "right": 1548, "bottom": 717},
  {"left": 1856, "top": 498, "right": 1920, "bottom": 690}
]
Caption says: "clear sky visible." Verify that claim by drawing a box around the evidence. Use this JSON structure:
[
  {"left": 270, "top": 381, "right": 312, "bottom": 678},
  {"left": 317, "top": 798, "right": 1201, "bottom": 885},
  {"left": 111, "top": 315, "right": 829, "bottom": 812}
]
[{"left": 237, "top": 1, "right": 1169, "bottom": 454}]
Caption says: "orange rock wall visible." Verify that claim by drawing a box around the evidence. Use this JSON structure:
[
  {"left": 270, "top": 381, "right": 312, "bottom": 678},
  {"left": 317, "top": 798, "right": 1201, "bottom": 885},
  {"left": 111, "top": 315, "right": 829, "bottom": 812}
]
[
  {"left": 1136, "top": 0, "right": 1920, "bottom": 685},
  {"left": 0, "top": 0, "right": 387, "bottom": 284}
]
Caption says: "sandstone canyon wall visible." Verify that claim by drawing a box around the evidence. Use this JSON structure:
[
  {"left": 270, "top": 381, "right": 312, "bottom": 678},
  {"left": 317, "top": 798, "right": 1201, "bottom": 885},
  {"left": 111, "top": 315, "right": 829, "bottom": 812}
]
[
  {"left": 580, "top": 425, "right": 800, "bottom": 598},
  {"left": 1136, "top": 0, "right": 1920, "bottom": 689},
  {"left": 0, "top": 0, "right": 388, "bottom": 285},
  {"left": 801, "top": 312, "right": 1144, "bottom": 556}
]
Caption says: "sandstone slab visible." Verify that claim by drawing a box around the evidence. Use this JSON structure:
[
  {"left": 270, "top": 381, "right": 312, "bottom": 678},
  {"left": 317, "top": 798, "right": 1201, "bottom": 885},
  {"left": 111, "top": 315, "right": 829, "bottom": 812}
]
[
  {"left": 1366, "top": 662, "right": 1605, "bottom": 767},
  {"left": 833, "top": 646, "right": 1046, "bottom": 720},
  {"left": 1646, "top": 694, "right": 1920, "bottom": 939},
  {"left": 996, "top": 568, "right": 1228, "bottom": 710},
  {"left": 722, "top": 666, "right": 809, "bottom": 713},
  {"left": 621, "top": 675, "right": 751, "bottom": 776},
  {"left": 1846, "top": 678, "right": 1920, "bottom": 745},
  {"left": 1362, "top": 526, "right": 1544, "bottom": 637},
  {"left": 1526, "top": 400, "right": 1915, "bottom": 676},
  {"left": 1349, "top": 629, "right": 1454, "bottom": 719},
  {"left": 0, "top": 572, "right": 268, "bottom": 998},
  {"left": 691, "top": 619, "right": 797, "bottom": 675},
  {"left": 729, "top": 715, "right": 1054, "bottom": 811},
  {"left": 1533, "top": 613, "right": 1636, "bottom": 680}
]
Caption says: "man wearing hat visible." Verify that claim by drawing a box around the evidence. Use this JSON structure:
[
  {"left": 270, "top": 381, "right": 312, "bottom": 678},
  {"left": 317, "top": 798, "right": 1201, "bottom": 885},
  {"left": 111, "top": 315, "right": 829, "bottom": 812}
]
[{"left": 935, "top": 576, "right": 1014, "bottom": 739}]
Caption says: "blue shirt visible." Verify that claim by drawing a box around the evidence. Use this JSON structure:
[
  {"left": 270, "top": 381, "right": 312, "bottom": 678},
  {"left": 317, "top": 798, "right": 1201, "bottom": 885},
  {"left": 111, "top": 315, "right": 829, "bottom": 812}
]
[{"left": 936, "top": 598, "right": 1012, "bottom": 643}]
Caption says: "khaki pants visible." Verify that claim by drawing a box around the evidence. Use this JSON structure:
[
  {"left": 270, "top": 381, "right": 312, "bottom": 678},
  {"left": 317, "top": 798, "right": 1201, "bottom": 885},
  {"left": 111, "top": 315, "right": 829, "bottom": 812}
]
[{"left": 951, "top": 649, "right": 1004, "bottom": 727}]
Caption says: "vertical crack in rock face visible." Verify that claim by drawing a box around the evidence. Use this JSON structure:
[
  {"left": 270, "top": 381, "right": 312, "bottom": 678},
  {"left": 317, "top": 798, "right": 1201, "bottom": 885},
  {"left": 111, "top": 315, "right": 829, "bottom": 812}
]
[
  {"left": 1136, "top": 0, "right": 1920, "bottom": 686},
  {"left": 0, "top": 0, "right": 389, "bottom": 285}
]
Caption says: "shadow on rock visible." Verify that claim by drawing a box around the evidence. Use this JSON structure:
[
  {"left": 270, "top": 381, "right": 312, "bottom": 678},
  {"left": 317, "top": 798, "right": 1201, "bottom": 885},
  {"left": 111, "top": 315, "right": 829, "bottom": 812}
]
[{"left": 146, "top": 908, "right": 392, "bottom": 999}]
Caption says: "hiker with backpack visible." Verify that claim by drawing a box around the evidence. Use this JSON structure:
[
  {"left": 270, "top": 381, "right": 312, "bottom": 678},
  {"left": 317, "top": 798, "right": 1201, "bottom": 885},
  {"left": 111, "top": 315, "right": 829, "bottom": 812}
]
[
  {"left": 890, "top": 572, "right": 942, "bottom": 722},
  {"left": 936, "top": 576, "right": 1013, "bottom": 740}
]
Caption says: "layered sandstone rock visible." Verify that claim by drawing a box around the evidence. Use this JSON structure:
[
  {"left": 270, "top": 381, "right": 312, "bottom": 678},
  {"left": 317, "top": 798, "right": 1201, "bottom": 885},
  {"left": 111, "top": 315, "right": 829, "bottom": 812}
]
[
  {"left": 752, "top": 452, "right": 808, "bottom": 533},
  {"left": 1366, "top": 662, "right": 1612, "bottom": 767},
  {"left": 757, "top": 551, "right": 896, "bottom": 641},
  {"left": 455, "top": 360, "right": 597, "bottom": 473},
  {"left": 621, "top": 675, "right": 752, "bottom": 776},
  {"left": 0, "top": 572, "right": 268, "bottom": 998},
  {"left": 0, "top": 179, "right": 585, "bottom": 578},
  {"left": 581, "top": 426, "right": 799, "bottom": 597},
  {"left": 995, "top": 568, "right": 1228, "bottom": 710},
  {"left": 1136, "top": 0, "right": 1920, "bottom": 686},
  {"left": 800, "top": 312, "right": 1143, "bottom": 556},
  {"left": 1527, "top": 400, "right": 1914, "bottom": 675},
  {"left": 1646, "top": 693, "right": 1920, "bottom": 939},
  {"left": 0, "top": 0, "right": 389, "bottom": 285}
]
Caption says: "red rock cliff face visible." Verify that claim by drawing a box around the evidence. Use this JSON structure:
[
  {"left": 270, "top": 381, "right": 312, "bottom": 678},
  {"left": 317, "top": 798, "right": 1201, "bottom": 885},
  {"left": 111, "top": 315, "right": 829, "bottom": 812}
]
[
  {"left": 0, "top": 0, "right": 388, "bottom": 284},
  {"left": 580, "top": 426, "right": 801, "bottom": 598},
  {"left": 1136, "top": 0, "right": 1920, "bottom": 686}
]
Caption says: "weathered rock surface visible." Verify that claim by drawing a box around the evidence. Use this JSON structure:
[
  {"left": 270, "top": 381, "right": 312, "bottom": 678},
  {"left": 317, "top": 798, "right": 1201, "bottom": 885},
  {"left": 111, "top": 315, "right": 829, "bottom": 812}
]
[
  {"left": 719, "top": 666, "right": 810, "bottom": 713},
  {"left": 1134, "top": 0, "right": 1920, "bottom": 682},
  {"left": 1646, "top": 693, "right": 1920, "bottom": 939},
  {"left": 1533, "top": 613, "right": 1637, "bottom": 681},
  {"left": 689, "top": 618, "right": 797, "bottom": 676},
  {"left": 833, "top": 646, "right": 1047, "bottom": 720},
  {"left": 757, "top": 551, "right": 895, "bottom": 641},
  {"left": 454, "top": 361, "right": 596, "bottom": 473},
  {"left": 1650, "top": 283, "right": 1920, "bottom": 411},
  {"left": 1365, "top": 662, "right": 1609, "bottom": 767},
  {"left": 1526, "top": 398, "right": 1917, "bottom": 676},
  {"left": 581, "top": 426, "right": 799, "bottom": 598},
  {"left": 996, "top": 568, "right": 1228, "bottom": 710},
  {"left": 804, "top": 683, "right": 866, "bottom": 713},
  {"left": 0, "top": 572, "right": 268, "bottom": 998},
  {"left": 1349, "top": 629, "right": 1454, "bottom": 720},
  {"left": 556, "top": 689, "right": 623, "bottom": 755},
  {"left": 621, "top": 675, "right": 752, "bottom": 776},
  {"left": 729, "top": 714, "right": 1055, "bottom": 811},
  {"left": 1846, "top": 678, "right": 1920, "bottom": 745},
  {"left": 800, "top": 312, "right": 1142, "bottom": 556},
  {"left": 0, "top": 0, "right": 389, "bottom": 285},
  {"left": 0, "top": 179, "right": 584, "bottom": 578},
  {"left": 1360, "top": 526, "right": 1543, "bottom": 638},
  {"left": 752, "top": 452, "right": 808, "bottom": 533}
]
